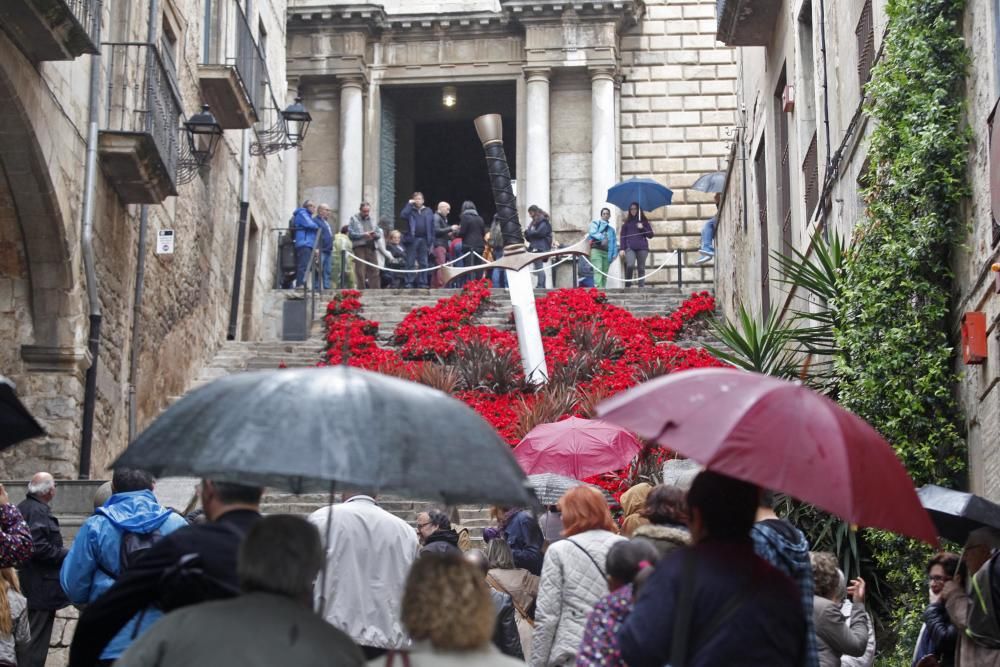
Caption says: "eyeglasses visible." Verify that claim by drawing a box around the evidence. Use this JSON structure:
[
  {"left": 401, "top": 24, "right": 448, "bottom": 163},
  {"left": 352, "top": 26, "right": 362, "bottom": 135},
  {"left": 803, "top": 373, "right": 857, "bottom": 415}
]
[
  {"left": 928, "top": 575, "right": 948, "bottom": 583},
  {"left": 416, "top": 522, "right": 431, "bottom": 529}
]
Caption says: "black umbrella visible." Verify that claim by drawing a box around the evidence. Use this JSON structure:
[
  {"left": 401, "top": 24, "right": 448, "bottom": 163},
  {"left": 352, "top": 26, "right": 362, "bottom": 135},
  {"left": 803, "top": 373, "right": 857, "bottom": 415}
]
[
  {"left": 527, "top": 473, "right": 609, "bottom": 506},
  {"left": 0, "top": 376, "right": 45, "bottom": 448},
  {"left": 917, "top": 484, "right": 1000, "bottom": 544},
  {"left": 113, "top": 366, "right": 533, "bottom": 506}
]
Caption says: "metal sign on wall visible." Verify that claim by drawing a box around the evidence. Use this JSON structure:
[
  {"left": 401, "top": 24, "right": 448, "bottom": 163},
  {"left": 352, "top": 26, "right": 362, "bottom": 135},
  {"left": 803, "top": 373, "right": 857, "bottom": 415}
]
[{"left": 156, "top": 229, "right": 175, "bottom": 255}]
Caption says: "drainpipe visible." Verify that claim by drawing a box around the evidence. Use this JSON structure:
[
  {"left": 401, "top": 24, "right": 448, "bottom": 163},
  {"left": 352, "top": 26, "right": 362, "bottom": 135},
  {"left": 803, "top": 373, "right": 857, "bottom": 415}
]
[
  {"left": 227, "top": 0, "right": 253, "bottom": 340},
  {"left": 818, "top": 0, "right": 833, "bottom": 175},
  {"left": 126, "top": 206, "right": 149, "bottom": 441},
  {"left": 227, "top": 133, "right": 251, "bottom": 340},
  {"left": 126, "top": 0, "right": 160, "bottom": 441},
  {"left": 78, "top": 12, "right": 104, "bottom": 479}
]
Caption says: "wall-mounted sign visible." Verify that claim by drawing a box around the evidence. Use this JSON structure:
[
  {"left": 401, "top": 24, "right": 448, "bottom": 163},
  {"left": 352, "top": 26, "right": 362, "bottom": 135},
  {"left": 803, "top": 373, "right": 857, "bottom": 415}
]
[{"left": 156, "top": 229, "right": 175, "bottom": 255}]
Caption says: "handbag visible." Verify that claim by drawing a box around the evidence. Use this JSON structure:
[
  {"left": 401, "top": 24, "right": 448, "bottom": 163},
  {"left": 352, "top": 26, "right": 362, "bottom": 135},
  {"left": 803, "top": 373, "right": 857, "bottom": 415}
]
[{"left": 590, "top": 222, "right": 610, "bottom": 251}]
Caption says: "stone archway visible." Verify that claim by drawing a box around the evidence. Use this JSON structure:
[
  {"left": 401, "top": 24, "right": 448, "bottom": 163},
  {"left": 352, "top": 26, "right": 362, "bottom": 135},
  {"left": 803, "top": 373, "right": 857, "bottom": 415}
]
[{"left": 0, "top": 46, "right": 84, "bottom": 363}]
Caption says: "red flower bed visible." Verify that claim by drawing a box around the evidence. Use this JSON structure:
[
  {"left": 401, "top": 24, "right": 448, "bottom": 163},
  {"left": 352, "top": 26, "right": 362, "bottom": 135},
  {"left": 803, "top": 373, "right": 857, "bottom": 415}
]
[{"left": 318, "top": 282, "right": 724, "bottom": 498}]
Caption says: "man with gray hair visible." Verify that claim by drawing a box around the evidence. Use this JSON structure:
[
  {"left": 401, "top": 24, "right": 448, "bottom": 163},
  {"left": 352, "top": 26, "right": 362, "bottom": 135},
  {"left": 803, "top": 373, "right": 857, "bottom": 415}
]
[
  {"left": 116, "top": 515, "right": 364, "bottom": 666},
  {"left": 17, "top": 473, "right": 68, "bottom": 667},
  {"left": 348, "top": 202, "right": 382, "bottom": 289}
]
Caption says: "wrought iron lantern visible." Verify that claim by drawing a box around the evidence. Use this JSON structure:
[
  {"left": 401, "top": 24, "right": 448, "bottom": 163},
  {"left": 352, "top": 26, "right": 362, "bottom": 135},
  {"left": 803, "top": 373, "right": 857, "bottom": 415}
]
[
  {"left": 281, "top": 97, "right": 311, "bottom": 146},
  {"left": 184, "top": 105, "right": 224, "bottom": 165}
]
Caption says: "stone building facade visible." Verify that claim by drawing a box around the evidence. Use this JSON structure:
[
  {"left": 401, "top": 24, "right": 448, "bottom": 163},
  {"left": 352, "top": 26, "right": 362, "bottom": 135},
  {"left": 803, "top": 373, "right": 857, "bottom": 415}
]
[
  {"left": 711, "top": 0, "right": 1000, "bottom": 497},
  {"left": 0, "top": 0, "right": 291, "bottom": 478},
  {"left": 286, "top": 0, "right": 735, "bottom": 286}
]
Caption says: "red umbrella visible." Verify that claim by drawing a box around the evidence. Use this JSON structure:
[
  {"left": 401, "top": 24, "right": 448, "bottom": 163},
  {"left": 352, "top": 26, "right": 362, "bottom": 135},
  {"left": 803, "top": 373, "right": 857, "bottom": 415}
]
[
  {"left": 597, "top": 368, "right": 938, "bottom": 545},
  {"left": 513, "top": 417, "right": 644, "bottom": 480}
]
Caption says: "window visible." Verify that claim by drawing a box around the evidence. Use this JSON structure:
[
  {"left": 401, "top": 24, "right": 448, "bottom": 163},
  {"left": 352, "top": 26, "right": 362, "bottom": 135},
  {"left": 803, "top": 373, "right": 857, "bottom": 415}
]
[
  {"left": 161, "top": 15, "right": 178, "bottom": 78},
  {"left": 774, "top": 67, "right": 793, "bottom": 265},
  {"left": 803, "top": 132, "right": 819, "bottom": 221},
  {"left": 856, "top": 0, "right": 875, "bottom": 90},
  {"left": 258, "top": 18, "right": 267, "bottom": 59},
  {"left": 755, "top": 139, "right": 771, "bottom": 315}
]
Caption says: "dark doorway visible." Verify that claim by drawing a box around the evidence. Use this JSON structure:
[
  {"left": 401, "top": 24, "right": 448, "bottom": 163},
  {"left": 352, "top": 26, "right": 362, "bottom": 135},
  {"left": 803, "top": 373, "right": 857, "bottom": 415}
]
[{"left": 382, "top": 82, "right": 516, "bottom": 226}]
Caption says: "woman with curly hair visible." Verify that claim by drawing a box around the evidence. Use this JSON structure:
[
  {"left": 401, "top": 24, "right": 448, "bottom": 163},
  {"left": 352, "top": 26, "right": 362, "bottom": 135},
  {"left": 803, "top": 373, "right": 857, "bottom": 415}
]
[
  {"left": 531, "top": 487, "right": 625, "bottom": 666},
  {"left": 810, "top": 551, "right": 868, "bottom": 667},
  {"left": 372, "top": 554, "right": 523, "bottom": 666}
]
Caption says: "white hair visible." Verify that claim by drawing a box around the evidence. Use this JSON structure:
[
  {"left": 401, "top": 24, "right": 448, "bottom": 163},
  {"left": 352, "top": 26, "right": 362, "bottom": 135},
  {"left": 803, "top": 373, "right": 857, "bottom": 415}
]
[{"left": 27, "top": 475, "right": 54, "bottom": 496}]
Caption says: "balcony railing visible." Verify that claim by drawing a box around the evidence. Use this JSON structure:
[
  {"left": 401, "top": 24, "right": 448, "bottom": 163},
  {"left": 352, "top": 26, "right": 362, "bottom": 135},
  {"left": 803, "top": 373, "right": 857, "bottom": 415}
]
[
  {"left": 0, "top": 0, "right": 101, "bottom": 61},
  {"left": 99, "top": 42, "right": 183, "bottom": 203},
  {"left": 198, "top": 2, "right": 266, "bottom": 128}
]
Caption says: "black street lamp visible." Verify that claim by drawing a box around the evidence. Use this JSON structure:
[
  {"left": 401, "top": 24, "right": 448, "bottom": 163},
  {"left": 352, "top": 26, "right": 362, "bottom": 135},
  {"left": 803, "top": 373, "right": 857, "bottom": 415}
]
[
  {"left": 184, "top": 104, "right": 224, "bottom": 166},
  {"left": 281, "top": 97, "right": 311, "bottom": 146}
]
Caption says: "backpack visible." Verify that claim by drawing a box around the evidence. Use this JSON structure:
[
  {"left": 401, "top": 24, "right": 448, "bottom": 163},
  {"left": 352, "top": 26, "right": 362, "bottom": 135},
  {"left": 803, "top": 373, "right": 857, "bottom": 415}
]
[
  {"left": 97, "top": 528, "right": 166, "bottom": 580},
  {"left": 967, "top": 551, "right": 1000, "bottom": 648}
]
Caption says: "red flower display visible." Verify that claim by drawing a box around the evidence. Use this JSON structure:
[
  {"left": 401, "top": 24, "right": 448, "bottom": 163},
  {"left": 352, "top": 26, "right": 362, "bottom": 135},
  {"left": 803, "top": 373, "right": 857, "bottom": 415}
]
[{"left": 317, "top": 284, "right": 723, "bottom": 497}]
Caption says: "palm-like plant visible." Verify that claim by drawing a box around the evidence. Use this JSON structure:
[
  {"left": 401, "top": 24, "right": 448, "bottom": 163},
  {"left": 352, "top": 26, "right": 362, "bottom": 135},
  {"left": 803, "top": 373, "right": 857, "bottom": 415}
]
[{"left": 705, "top": 305, "right": 802, "bottom": 380}]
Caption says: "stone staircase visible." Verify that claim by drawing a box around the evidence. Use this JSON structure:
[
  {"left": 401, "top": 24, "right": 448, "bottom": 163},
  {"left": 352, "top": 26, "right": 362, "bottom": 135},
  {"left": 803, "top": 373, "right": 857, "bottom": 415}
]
[{"left": 184, "top": 285, "right": 717, "bottom": 535}]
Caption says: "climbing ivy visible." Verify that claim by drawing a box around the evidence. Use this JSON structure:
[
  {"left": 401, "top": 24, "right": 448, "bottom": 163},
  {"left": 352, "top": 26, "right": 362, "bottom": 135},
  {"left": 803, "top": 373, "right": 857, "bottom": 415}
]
[{"left": 835, "top": 0, "right": 970, "bottom": 654}]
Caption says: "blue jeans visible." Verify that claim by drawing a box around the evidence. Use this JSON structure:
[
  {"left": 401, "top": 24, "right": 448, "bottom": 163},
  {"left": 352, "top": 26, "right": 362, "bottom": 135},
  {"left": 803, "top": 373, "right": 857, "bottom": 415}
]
[
  {"left": 295, "top": 246, "right": 313, "bottom": 287},
  {"left": 700, "top": 217, "right": 717, "bottom": 254},
  {"left": 321, "top": 252, "right": 332, "bottom": 289},
  {"left": 491, "top": 247, "right": 507, "bottom": 288},
  {"left": 404, "top": 237, "right": 429, "bottom": 288}
]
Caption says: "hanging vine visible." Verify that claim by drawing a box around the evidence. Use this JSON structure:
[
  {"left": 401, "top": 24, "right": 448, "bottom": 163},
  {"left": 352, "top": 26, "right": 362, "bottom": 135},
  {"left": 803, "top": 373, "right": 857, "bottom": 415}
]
[{"left": 835, "top": 0, "right": 970, "bottom": 655}]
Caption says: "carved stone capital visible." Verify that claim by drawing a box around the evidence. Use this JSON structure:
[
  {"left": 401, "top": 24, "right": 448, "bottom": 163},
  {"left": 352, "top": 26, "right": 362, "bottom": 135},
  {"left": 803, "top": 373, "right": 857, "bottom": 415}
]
[{"left": 523, "top": 67, "right": 551, "bottom": 83}]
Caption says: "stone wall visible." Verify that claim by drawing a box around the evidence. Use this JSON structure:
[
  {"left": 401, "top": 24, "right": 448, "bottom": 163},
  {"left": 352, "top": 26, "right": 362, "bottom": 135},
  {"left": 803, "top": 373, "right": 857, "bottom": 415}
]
[
  {"left": 0, "top": 0, "right": 290, "bottom": 479},
  {"left": 713, "top": 0, "right": 1000, "bottom": 500},
  {"left": 619, "top": 0, "right": 736, "bottom": 285},
  {"left": 549, "top": 71, "right": 593, "bottom": 241}
]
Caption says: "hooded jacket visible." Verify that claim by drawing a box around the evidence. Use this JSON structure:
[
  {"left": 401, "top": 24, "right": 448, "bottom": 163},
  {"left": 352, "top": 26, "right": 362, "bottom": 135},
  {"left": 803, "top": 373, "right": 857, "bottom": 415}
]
[
  {"left": 292, "top": 207, "right": 319, "bottom": 249},
  {"left": 587, "top": 219, "right": 618, "bottom": 259},
  {"left": 751, "top": 519, "right": 819, "bottom": 667},
  {"left": 420, "top": 529, "right": 461, "bottom": 556},
  {"left": 60, "top": 490, "right": 188, "bottom": 660},
  {"left": 619, "top": 483, "right": 652, "bottom": 537},
  {"left": 631, "top": 523, "right": 690, "bottom": 559}
]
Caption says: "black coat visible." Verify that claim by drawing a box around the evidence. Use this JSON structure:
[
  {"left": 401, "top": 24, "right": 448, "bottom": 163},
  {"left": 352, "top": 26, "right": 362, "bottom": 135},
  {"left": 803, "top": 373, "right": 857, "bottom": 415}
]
[
  {"left": 490, "top": 588, "right": 524, "bottom": 659},
  {"left": 458, "top": 210, "right": 486, "bottom": 251},
  {"left": 68, "top": 509, "right": 261, "bottom": 667},
  {"left": 420, "top": 529, "right": 461, "bottom": 556},
  {"left": 16, "top": 494, "right": 68, "bottom": 611},
  {"left": 524, "top": 217, "right": 553, "bottom": 252}
]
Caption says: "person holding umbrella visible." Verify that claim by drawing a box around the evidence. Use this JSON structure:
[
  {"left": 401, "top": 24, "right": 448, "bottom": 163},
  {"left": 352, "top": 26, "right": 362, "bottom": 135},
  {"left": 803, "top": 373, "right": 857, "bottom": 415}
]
[
  {"left": 619, "top": 203, "right": 654, "bottom": 288},
  {"left": 587, "top": 208, "right": 618, "bottom": 289},
  {"left": 695, "top": 194, "right": 721, "bottom": 266}
]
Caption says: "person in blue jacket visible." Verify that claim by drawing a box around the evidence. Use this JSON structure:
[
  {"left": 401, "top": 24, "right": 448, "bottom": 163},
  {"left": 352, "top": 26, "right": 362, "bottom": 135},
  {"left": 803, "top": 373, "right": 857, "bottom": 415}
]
[
  {"left": 587, "top": 208, "right": 618, "bottom": 289},
  {"left": 484, "top": 507, "right": 544, "bottom": 576},
  {"left": 292, "top": 200, "right": 319, "bottom": 287},
  {"left": 60, "top": 469, "right": 188, "bottom": 664}
]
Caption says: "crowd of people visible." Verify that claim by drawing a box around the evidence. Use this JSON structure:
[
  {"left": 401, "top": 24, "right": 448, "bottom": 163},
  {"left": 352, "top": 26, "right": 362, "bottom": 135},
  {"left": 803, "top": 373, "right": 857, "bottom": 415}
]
[
  {"left": 281, "top": 193, "right": 713, "bottom": 291},
  {"left": 0, "top": 467, "right": 986, "bottom": 665}
]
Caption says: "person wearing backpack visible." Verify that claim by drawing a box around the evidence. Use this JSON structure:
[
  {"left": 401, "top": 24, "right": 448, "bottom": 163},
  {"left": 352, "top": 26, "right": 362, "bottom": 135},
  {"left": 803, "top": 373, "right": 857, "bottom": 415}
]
[
  {"left": 59, "top": 469, "right": 188, "bottom": 665},
  {"left": 940, "top": 528, "right": 1000, "bottom": 667}
]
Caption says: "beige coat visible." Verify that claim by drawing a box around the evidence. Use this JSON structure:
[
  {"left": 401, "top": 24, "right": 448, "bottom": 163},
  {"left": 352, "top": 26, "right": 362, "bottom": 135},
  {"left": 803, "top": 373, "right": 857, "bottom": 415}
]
[
  {"left": 619, "top": 483, "right": 652, "bottom": 537},
  {"left": 489, "top": 566, "right": 540, "bottom": 656},
  {"left": 943, "top": 580, "right": 1000, "bottom": 667}
]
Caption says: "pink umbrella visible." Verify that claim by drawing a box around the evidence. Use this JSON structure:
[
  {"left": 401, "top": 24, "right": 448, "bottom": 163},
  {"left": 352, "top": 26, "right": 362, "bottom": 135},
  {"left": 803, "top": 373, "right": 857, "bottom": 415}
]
[
  {"left": 513, "top": 416, "right": 644, "bottom": 480},
  {"left": 597, "top": 368, "right": 938, "bottom": 545}
]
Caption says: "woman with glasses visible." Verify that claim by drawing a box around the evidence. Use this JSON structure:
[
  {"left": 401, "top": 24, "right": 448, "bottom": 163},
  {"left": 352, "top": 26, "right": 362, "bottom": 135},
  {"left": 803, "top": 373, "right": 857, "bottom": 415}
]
[{"left": 914, "top": 552, "right": 959, "bottom": 666}]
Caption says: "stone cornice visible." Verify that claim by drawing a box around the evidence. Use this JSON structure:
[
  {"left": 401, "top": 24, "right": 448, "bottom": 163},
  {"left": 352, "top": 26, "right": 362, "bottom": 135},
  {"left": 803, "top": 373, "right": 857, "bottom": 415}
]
[
  {"left": 288, "top": 4, "right": 387, "bottom": 33},
  {"left": 502, "top": 0, "right": 644, "bottom": 27}
]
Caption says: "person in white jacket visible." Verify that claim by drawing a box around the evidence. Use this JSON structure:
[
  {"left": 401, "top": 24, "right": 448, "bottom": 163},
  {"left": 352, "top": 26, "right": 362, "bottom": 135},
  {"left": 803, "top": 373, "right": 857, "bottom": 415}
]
[
  {"left": 309, "top": 491, "right": 419, "bottom": 660},
  {"left": 531, "top": 487, "right": 625, "bottom": 666}
]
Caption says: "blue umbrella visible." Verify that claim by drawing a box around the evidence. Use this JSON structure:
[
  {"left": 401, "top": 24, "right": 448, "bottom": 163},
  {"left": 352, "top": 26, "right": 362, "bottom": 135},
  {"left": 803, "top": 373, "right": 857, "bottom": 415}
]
[
  {"left": 605, "top": 178, "right": 673, "bottom": 212},
  {"left": 691, "top": 171, "right": 726, "bottom": 193}
]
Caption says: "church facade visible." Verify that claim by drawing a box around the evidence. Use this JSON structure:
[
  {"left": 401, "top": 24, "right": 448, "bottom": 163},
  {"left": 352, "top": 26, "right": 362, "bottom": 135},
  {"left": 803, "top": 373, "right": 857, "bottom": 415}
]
[{"left": 286, "top": 0, "right": 737, "bottom": 285}]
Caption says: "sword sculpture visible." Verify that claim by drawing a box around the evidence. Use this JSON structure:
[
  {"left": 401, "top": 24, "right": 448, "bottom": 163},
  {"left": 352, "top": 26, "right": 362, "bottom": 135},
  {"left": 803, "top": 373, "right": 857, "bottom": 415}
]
[{"left": 441, "top": 114, "right": 590, "bottom": 384}]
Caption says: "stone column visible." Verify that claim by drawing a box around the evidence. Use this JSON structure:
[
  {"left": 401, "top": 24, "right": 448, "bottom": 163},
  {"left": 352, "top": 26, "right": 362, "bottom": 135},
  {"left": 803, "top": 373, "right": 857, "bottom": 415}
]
[
  {"left": 524, "top": 68, "right": 551, "bottom": 215},
  {"left": 591, "top": 67, "right": 620, "bottom": 285},
  {"left": 339, "top": 77, "right": 365, "bottom": 229},
  {"left": 283, "top": 83, "right": 300, "bottom": 215}
]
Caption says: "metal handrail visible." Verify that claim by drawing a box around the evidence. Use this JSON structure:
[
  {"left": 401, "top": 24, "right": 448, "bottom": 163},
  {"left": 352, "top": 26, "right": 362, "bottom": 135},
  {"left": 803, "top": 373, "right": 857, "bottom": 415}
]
[
  {"left": 101, "top": 42, "right": 183, "bottom": 189},
  {"left": 67, "top": 0, "right": 102, "bottom": 51},
  {"left": 304, "top": 232, "right": 323, "bottom": 335}
]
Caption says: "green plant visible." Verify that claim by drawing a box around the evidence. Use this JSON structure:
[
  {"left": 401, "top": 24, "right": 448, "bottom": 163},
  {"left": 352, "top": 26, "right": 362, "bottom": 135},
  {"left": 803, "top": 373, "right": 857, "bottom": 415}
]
[
  {"left": 833, "top": 0, "right": 970, "bottom": 655},
  {"left": 705, "top": 305, "right": 802, "bottom": 379}
]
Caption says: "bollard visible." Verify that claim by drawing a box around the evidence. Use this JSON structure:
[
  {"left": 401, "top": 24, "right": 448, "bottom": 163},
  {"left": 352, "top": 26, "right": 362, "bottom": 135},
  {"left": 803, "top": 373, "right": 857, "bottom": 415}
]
[{"left": 676, "top": 251, "right": 683, "bottom": 291}]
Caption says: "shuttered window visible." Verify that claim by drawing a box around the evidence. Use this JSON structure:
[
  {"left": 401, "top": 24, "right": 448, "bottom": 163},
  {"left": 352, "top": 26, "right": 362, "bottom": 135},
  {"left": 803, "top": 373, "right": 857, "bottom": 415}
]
[
  {"left": 755, "top": 139, "right": 770, "bottom": 315},
  {"left": 989, "top": 99, "right": 1000, "bottom": 248},
  {"left": 803, "top": 132, "right": 819, "bottom": 221},
  {"left": 856, "top": 0, "right": 875, "bottom": 90}
]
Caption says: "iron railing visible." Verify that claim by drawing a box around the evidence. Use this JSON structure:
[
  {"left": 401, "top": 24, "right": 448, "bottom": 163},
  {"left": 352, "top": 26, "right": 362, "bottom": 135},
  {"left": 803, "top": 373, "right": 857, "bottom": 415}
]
[
  {"left": 67, "top": 0, "right": 102, "bottom": 52},
  {"left": 102, "top": 42, "right": 183, "bottom": 188},
  {"left": 202, "top": 1, "right": 266, "bottom": 117}
]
